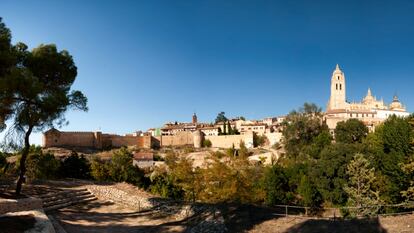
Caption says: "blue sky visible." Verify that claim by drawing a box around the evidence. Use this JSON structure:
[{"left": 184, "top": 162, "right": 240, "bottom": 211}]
[{"left": 1, "top": 0, "right": 414, "bottom": 145}]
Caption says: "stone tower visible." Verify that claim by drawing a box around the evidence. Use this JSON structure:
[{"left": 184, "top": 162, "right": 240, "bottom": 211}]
[
  {"left": 328, "top": 64, "right": 347, "bottom": 110},
  {"left": 192, "top": 113, "right": 198, "bottom": 124},
  {"left": 193, "top": 130, "right": 203, "bottom": 148}
]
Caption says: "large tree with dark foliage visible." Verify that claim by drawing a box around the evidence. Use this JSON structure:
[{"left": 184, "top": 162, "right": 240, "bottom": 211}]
[
  {"left": 335, "top": 118, "right": 368, "bottom": 143},
  {"left": 282, "top": 103, "right": 330, "bottom": 160},
  {"left": 0, "top": 18, "right": 88, "bottom": 194}
]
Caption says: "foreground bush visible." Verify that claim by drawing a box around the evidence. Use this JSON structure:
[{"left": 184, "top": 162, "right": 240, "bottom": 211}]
[
  {"left": 59, "top": 152, "right": 91, "bottom": 179},
  {"left": 90, "top": 148, "right": 148, "bottom": 187},
  {"left": 26, "top": 151, "right": 60, "bottom": 180}
]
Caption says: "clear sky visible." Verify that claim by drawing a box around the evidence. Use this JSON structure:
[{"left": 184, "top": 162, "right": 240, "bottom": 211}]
[{"left": 1, "top": 0, "right": 414, "bottom": 145}]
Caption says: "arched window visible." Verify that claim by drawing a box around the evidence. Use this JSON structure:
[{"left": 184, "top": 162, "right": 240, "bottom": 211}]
[
  {"left": 340, "top": 84, "right": 342, "bottom": 90},
  {"left": 337, "top": 76, "right": 340, "bottom": 80},
  {"left": 336, "top": 84, "right": 338, "bottom": 90}
]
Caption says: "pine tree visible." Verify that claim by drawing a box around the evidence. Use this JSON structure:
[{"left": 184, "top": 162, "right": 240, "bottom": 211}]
[
  {"left": 344, "top": 153, "right": 381, "bottom": 217},
  {"left": 227, "top": 121, "right": 233, "bottom": 135}
]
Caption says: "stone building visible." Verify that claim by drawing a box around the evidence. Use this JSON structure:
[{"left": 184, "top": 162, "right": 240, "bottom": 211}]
[
  {"left": 239, "top": 123, "right": 267, "bottom": 135},
  {"left": 325, "top": 64, "right": 410, "bottom": 132}
]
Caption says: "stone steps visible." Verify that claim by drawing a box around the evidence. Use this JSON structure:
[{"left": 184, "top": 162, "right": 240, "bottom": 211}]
[{"left": 35, "top": 188, "right": 97, "bottom": 212}]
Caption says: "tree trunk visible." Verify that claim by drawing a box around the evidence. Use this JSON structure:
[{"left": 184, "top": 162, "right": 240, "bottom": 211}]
[{"left": 15, "top": 125, "right": 33, "bottom": 195}]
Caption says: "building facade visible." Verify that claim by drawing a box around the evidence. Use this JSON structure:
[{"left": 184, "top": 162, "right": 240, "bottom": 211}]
[{"left": 325, "top": 65, "right": 410, "bottom": 132}]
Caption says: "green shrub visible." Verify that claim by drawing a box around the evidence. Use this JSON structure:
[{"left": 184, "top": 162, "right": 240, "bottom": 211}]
[
  {"left": 253, "top": 133, "right": 267, "bottom": 147},
  {"left": 59, "top": 152, "right": 91, "bottom": 179},
  {"left": 203, "top": 139, "right": 212, "bottom": 148},
  {"left": 90, "top": 157, "right": 110, "bottom": 181},
  {"left": 108, "top": 148, "right": 147, "bottom": 187},
  {"left": 26, "top": 152, "right": 60, "bottom": 180}
]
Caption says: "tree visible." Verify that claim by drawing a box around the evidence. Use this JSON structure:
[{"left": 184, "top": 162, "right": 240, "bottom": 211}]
[
  {"left": 381, "top": 115, "right": 412, "bottom": 155},
  {"left": 401, "top": 157, "right": 414, "bottom": 201},
  {"left": 344, "top": 153, "right": 381, "bottom": 217},
  {"left": 297, "top": 175, "right": 322, "bottom": 208},
  {"left": 335, "top": 119, "right": 368, "bottom": 143},
  {"left": 215, "top": 111, "right": 227, "bottom": 124},
  {"left": 262, "top": 165, "right": 289, "bottom": 205},
  {"left": 282, "top": 103, "right": 329, "bottom": 160},
  {"left": 368, "top": 116, "right": 413, "bottom": 203},
  {"left": 0, "top": 19, "right": 87, "bottom": 194},
  {"left": 0, "top": 18, "right": 15, "bottom": 131},
  {"left": 227, "top": 121, "right": 233, "bottom": 135},
  {"left": 311, "top": 143, "right": 363, "bottom": 205},
  {"left": 109, "top": 148, "right": 145, "bottom": 186}
]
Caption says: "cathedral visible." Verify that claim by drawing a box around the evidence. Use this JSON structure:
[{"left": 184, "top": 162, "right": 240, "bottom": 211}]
[{"left": 325, "top": 64, "right": 410, "bottom": 132}]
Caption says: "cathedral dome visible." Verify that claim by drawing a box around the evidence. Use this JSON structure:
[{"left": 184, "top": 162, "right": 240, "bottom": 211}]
[{"left": 390, "top": 95, "right": 403, "bottom": 110}]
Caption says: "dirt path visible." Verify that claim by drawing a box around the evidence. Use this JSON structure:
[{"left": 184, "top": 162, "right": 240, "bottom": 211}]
[{"left": 49, "top": 200, "right": 186, "bottom": 233}]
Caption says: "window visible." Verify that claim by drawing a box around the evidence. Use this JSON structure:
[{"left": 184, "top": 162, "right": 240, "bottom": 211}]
[
  {"left": 337, "top": 76, "right": 340, "bottom": 80},
  {"left": 336, "top": 84, "right": 338, "bottom": 90},
  {"left": 340, "top": 84, "right": 342, "bottom": 90}
]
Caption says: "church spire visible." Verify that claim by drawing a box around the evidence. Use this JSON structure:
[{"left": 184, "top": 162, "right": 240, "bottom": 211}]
[
  {"left": 367, "top": 88, "right": 372, "bottom": 97},
  {"left": 335, "top": 64, "right": 340, "bottom": 71}
]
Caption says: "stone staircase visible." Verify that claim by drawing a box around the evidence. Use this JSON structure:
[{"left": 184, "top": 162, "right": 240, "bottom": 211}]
[{"left": 36, "top": 188, "right": 97, "bottom": 212}]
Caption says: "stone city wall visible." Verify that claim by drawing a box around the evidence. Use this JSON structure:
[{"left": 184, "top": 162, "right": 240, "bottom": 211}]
[
  {"left": 43, "top": 130, "right": 98, "bottom": 148},
  {"left": 160, "top": 131, "right": 194, "bottom": 146},
  {"left": 103, "top": 134, "right": 139, "bottom": 148},
  {"left": 43, "top": 129, "right": 153, "bottom": 149},
  {"left": 0, "top": 197, "right": 43, "bottom": 215},
  {"left": 43, "top": 129, "right": 259, "bottom": 150},
  {"left": 205, "top": 133, "right": 254, "bottom": 149}
]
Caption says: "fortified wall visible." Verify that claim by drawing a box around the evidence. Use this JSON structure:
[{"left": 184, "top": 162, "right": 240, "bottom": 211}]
[
  {"left": 43, "top": 128, "right": 152, "bottom": 149},
  {"left": 43, "top": 129, "right": 279, "bottom": 150}
]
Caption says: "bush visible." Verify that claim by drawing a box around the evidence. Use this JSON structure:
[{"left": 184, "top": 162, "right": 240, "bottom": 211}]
[
  {"left": 59, "top": 152, "right": 91, "bottom": 179},
  {"left": 238, "top": 141, "right": 251, "bottom": 157},
  {"left": 203, "top": 139, "right": 212, "bottom": 148},
  {"left": 25, "top": 152, "right": 60, "bottom": 180},
  {"left": 108, "top": 148, "right": 147, "bottom": 187},
  {"left": 150, "top": 170, "right": 184, "bottom": 200},
  {"left": 253, "top": 133, "right": 267, "bottom": 147},
  {"left": 90, "top": 157, "right": 110, "bottom": 181}
]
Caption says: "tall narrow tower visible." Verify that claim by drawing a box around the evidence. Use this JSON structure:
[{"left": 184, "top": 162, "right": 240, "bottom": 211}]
[
  {"left": 192, "top": 113, "right": 198, "bottom": 124},
  {"left": 328, "top": 64, "right": 347, "bottom": 110}
]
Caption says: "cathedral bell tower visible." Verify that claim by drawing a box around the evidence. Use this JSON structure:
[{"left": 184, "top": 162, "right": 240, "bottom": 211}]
[{"left": 328, "top": 64, "right": 347, "bottom": 110}]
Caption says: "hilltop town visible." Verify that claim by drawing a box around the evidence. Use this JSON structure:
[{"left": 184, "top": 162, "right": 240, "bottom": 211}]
[
  {"left": 43, "top": 65, "right": 410, "bottom": 154},
  {"left": 1, "top": 4, "right": 414, "bottom": 232}
]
